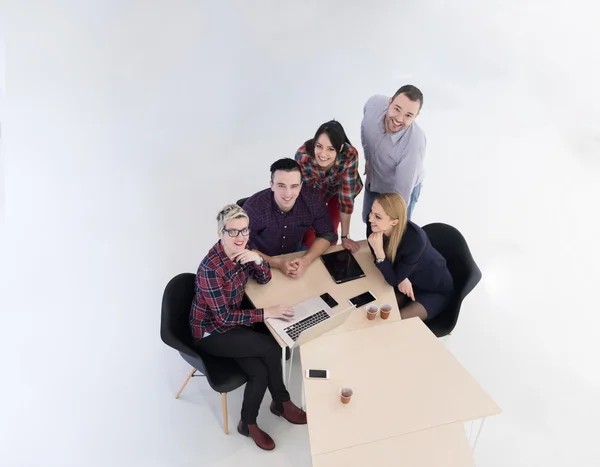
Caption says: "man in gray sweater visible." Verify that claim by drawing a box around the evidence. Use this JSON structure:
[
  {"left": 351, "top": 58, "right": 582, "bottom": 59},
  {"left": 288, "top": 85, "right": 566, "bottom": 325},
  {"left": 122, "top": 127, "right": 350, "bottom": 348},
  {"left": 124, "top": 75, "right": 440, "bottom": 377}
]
[{"left": 361, "top": 85, "right": 426, "bottom": 223}]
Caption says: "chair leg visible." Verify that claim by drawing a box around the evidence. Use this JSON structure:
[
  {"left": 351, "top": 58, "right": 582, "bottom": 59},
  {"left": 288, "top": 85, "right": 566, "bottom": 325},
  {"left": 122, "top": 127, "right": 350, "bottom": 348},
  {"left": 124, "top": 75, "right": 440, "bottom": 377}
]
[
  {"left": 221, "top": 392, "right": 229, "bottom": 434},
  {"left": 175, "top": 367, "right": 196, "bottom": 399}
]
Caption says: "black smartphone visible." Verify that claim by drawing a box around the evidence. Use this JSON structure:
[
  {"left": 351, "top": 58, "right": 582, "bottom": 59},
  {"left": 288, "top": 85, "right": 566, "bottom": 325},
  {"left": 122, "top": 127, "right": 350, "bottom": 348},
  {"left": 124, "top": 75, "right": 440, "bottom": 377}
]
[
  {"left": 320, "top": 292, "right": 339, "bottom": 308},
  {"left": 348, "top": 291, "right": 377, "bottom": 308},
  {"left": 306, "top": 369, "right": 330, "bottom": 379}
]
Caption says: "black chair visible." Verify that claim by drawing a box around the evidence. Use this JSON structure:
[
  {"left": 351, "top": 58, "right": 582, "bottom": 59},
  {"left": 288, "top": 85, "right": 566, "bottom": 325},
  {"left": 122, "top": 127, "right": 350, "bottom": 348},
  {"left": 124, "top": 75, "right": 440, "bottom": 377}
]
[
  {"left": 421, "top": 223, "right": 482, "bottom": 337},
  {"left": 236, "top": 197, "right": 248, "bottom": 208},
  {"left": 160, "top": 273, "right": 248, "bottom": 434}
]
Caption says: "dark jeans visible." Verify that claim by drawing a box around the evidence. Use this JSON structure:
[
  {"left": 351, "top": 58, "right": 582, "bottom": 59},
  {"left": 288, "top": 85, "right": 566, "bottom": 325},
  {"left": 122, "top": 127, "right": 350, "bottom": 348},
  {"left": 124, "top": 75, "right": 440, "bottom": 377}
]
[{"left": 196, "top": 326, "right": 290, "bottom": 424}]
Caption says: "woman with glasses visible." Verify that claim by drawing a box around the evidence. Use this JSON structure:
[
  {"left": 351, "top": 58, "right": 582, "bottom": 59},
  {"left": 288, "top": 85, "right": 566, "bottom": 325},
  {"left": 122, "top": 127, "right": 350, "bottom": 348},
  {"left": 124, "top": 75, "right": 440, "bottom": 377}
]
[
  {"left": 189, "top": 204, "right": 307, "bottom": 451},
  {"left": 295, "top": 120, "right": 364, "bottom": 253}
]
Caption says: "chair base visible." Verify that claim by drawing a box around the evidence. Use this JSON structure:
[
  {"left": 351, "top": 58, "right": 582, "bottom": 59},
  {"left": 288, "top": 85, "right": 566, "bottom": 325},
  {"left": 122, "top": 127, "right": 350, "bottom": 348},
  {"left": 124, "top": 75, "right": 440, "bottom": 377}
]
[
  {"left": 174, "top": 367, "right": 230, "bottom": 434},
  {"left": 175, "top": 368, "right": 196, "bottom": 399},
  {"left": 221, "top": 392, "right": 229, "bottom": 434}
]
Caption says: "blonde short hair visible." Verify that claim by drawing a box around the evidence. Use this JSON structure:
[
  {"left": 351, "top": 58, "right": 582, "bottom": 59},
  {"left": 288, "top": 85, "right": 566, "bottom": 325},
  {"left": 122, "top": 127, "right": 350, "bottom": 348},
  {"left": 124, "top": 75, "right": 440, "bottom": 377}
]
[{"left": 216, "top": 204, "right": 249, "bottom": 232}]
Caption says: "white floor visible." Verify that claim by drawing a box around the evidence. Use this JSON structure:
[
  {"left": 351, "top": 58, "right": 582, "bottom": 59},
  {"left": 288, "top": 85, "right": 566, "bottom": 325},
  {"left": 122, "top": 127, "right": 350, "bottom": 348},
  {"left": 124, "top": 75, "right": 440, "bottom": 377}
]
[{"left": 2, "top": 1, "right": 600, "bottom": 466}]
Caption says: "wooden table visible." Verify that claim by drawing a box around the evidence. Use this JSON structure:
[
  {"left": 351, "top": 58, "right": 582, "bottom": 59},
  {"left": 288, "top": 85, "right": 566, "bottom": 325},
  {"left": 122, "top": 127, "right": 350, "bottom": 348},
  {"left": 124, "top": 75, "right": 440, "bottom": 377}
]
[
  {"left": 299, "top": 318, "right": 502, "bottom": 456},
  {"left": 311, "top": 423, "right": 475, "bottom": 467},
  {"left": 245, "top": 240, "right": 402, "bottom": 346},
  {"left": 245, "top": 240, "right": 501, "bottom": 465}
]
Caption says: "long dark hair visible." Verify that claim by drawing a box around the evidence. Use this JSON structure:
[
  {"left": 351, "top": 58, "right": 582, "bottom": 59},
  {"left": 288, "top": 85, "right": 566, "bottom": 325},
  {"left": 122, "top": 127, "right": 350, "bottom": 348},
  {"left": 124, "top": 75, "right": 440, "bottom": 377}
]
[{"left": 305, "top": 120, "right": 352, "bottom": 158}]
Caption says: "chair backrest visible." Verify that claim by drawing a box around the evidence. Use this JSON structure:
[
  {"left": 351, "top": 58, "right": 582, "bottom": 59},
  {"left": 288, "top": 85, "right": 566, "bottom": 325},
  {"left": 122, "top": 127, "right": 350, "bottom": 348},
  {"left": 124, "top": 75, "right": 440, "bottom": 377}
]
[
  {"left": 236, "top": 197, "right": 248, "bottom": 208},
  {"left": 160, "top": 273, "right": 207, "bottom": 373},
  {"left": 422, "top": 223, "right": 482, "bottom": 302},
  {"left": 421, "top": 223, "right": 482, "bottom": 336}
]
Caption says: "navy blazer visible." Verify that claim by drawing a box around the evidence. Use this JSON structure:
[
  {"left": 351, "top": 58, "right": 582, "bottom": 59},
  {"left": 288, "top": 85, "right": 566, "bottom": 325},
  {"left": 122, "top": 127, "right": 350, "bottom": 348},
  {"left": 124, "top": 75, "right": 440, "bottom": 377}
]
[{"left": 368, "top": 221, "right": 453, "bottom": 293}]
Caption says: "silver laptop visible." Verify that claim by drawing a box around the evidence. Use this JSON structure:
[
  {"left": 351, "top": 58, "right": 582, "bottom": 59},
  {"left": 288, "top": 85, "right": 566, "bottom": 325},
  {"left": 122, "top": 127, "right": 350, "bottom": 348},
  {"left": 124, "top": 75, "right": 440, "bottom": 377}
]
[{"left": 267, "top": 295, "right": 354, "bottom": 348}]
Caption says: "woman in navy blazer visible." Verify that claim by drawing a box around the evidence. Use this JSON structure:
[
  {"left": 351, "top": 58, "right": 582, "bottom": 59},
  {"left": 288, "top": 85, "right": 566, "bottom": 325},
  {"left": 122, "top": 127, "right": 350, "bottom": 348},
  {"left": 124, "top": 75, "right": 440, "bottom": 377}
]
[{"left": 366, "top": 192, "right": 453, "bottom": 320}]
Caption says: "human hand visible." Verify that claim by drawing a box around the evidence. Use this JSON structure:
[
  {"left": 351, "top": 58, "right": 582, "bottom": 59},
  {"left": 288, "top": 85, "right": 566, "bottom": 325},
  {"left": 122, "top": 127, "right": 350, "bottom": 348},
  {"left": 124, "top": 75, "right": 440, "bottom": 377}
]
[
  {"left": 341, "top": 237, "right": 360, "bottom": 253},
  {"left": 368, "top": 231, "right": 384, "bottom": 256},
  {"left": 264, "top": 305, "right": 295, "bottom": 321},
  {"left": 398, "top": 278, "right": 415, "bottom": 301},
  {"left": 232, "top": 250, "right": 262, "bottom": 265},
  {"left": 278, "top": 259, "right": 298, "bottom": 276},
  {"left": 287, "top": 257, "right": 308, "bottom": 279}
]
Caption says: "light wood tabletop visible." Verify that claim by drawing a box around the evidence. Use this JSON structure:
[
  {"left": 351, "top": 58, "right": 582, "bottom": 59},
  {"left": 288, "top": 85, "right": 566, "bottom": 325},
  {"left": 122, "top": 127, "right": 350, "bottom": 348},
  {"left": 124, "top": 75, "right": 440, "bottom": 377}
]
[
  {"left": 245, "top": 240, "right": 401, "bottom": 347},
  {"left": 311, "top": 423, "right": 475, "bottom": 467},
  {"left": 299, "top": 318, "right": 502, "bottom": 456}
]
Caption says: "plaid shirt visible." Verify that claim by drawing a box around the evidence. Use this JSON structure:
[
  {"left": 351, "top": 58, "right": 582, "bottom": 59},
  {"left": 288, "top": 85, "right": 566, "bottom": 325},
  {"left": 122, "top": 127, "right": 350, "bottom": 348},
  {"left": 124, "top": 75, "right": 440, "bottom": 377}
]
[
  {"left": 295, "top": 143, "right": 364, "bottom": 214},
  {"left": 189, "top": 241, "right": 271, "bottom": 340},
  {"left": 244, "top": 187, "right": 337, "bottom": 257}
]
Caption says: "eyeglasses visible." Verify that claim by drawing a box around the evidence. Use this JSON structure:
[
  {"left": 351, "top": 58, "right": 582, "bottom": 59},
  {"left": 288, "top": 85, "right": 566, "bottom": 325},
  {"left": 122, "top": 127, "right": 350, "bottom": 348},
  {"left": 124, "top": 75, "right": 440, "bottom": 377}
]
[{"left": 222, "top": 228, "right": 251, "bottom": 237}]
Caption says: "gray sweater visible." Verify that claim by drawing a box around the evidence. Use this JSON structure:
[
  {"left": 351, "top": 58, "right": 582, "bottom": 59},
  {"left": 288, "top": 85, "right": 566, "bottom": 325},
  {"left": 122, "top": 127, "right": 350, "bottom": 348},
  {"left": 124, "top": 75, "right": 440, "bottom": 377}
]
[{"left": 361, "top": 94, "right": 426, "bottom": 203}]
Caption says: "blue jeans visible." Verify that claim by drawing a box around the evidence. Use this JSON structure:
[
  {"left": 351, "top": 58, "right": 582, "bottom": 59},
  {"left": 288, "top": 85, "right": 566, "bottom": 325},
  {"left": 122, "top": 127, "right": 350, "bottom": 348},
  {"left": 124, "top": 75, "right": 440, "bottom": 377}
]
[
  {"left": 407, "top": 182, "right": 421, "bottom": 220},
  {"left": 362, "top": 183, "right": 422, "bottom": 224}
]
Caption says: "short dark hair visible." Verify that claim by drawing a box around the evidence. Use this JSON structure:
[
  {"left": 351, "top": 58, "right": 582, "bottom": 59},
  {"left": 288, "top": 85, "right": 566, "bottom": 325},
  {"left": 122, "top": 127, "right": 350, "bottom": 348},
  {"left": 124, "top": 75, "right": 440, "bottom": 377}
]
[
  {"left": 392, "top": 85, "right": 424, "bottom": 110},
  {"left": 270, "top": 158, "right": 301, "bottom": 181},
  {"left": 305, "top": 120, "right": 352, "bottom": 158}
]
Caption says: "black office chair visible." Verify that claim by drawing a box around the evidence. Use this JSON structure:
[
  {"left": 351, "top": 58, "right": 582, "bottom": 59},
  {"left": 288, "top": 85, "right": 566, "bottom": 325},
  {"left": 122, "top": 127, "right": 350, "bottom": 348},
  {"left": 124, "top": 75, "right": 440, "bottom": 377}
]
[
  {"left": 160, "top": 273, "right": 248, "bottom": 434},
  {"left": 236, "top": 197, "right": 248, "bottom": 208},
  {"left": 421, "top": 223, "right": 482, "bottom": 337}
]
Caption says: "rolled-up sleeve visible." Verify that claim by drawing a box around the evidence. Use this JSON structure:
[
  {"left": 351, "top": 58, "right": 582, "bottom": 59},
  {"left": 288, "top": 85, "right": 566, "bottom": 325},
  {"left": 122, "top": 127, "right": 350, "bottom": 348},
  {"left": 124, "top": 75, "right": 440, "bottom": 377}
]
[
  {"left": 247, "top": 243, "right": 272, "bottom": 284},
  {"left": 338, "top": 147, "right": 363, "bottom": 214},
  {"left": 311, "top": 197, "right": 337, "bottom": 244}
]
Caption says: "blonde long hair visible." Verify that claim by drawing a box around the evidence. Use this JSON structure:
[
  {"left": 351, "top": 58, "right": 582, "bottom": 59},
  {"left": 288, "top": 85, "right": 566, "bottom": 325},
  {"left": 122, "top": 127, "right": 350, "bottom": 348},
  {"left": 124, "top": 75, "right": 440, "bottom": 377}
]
[{"left": 375, "top": 193, "right": 408, "bottom": 263}]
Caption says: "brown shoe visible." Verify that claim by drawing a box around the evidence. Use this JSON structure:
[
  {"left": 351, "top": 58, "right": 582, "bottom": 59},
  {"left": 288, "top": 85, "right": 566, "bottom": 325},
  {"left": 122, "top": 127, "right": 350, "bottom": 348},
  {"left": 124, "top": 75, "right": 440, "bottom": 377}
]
[
  {"left": 237, "top": 420, "right": 275, "bottom": 451},
  {"left": 270, "top": 400, "right": 307, "bottom": 425}
]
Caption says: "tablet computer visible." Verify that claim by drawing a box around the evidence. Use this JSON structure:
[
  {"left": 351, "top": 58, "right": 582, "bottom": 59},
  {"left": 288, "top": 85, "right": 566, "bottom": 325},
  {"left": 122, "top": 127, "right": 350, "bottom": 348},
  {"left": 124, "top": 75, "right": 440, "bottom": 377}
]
[{"left": 320, "top": 249, "right": 366, "bottom": 284}]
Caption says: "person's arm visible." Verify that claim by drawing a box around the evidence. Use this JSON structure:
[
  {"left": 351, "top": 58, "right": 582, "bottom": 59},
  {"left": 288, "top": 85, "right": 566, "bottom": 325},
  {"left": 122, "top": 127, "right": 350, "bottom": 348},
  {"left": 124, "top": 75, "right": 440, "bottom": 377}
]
[
  {"left": 197, "top": 268, "right": 264, "bottom": 326},
  {"left": 361, "top": 96, "right": 378, "bottom": 175},
  {"left": 340, "top": 212, "right": 352, "bottom": 238},
  {"left": 288, "top": 197, "right": 336, "bottom": 279},
  {"left": 376, "top": 232, "right": 426, "bottom": 287},
  {"left": 338, "top": 147, "right": 363, "bottom": 234},
  {"left": 338, "top": 147, "right": 363, "bottom": 251},
  {"left": 306, "top": 196, "right": 336, "bottom": 264},
  {"left": 394, "top": 134, "right": 426, "bottom": 205},
  {"left": 243, "top": 196, "right": 282, "bottom": 270},
  {"left": 303, "top": 237, "right": 331, "bottom": 264},
  {"left": 361, "top": 120, "right": 368, "bottom": 176},
  {"left": 294, "top": 146, "right": 306, "bottom": 164},
  {"left": 247, "top": 253, "right": 272, "bottom": 284},
  {"left": 250, "top": 249, "right": 283, "bottom": 271}
]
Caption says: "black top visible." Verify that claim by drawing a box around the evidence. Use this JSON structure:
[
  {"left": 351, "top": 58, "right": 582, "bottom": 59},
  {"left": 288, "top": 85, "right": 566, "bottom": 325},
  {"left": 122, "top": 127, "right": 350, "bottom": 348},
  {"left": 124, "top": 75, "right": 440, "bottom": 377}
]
[{"left": 368, "top": 221, "right": 453, "bottom": 293}]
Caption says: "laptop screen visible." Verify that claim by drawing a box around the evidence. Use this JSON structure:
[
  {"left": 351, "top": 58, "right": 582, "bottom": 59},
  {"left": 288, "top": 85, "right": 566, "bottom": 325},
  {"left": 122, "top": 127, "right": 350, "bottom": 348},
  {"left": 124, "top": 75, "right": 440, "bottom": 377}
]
[{"left": 320, "top": 249, "right": 366, "bottom": 284}]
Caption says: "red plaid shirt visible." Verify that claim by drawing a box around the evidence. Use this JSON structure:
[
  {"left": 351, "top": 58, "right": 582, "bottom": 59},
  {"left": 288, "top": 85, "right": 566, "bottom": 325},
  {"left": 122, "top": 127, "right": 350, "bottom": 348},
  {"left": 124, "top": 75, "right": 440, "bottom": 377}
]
[
  {"left": 189, "top": 241, "right": 271, "bottom": 340},
  {"left": 295, "top": 143, "right": 364, "bottom": 214}
]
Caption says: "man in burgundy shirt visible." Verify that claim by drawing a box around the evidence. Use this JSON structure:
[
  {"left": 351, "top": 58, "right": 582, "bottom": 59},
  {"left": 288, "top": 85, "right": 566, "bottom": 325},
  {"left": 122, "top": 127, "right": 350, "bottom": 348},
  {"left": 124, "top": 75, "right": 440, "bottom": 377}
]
[{"left": 243, "top": 158, "right": 337, "bottom": 279}]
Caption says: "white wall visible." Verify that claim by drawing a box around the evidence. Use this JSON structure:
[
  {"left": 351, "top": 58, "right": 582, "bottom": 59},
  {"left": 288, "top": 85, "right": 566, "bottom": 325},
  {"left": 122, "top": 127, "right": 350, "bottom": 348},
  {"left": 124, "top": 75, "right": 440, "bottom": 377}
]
[{"left": 2, "top": 1, "right": 600, "bottom": 466}]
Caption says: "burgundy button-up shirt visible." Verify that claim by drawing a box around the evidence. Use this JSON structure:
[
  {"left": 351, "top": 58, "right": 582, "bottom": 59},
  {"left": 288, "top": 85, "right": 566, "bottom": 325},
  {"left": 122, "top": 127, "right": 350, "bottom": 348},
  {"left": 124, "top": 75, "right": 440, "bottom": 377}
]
[{"left": 243, "top": 187, "right": 336, "bottom": 257}]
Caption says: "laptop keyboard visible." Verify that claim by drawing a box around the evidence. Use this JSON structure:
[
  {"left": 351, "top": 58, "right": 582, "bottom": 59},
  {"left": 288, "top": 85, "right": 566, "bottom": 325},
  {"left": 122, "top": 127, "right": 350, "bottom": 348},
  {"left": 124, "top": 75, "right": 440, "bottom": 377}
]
[{"left": 284, "top": 309, "right": 330, "bottom": 342}]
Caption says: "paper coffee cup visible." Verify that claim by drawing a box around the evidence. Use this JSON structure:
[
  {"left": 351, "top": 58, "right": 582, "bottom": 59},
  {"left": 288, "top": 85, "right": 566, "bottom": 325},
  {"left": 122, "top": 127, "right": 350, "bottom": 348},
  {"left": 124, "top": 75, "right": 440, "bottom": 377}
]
[
  {"left": 379, "top": 303, "right": 392, "bottom": 319},
  {"left": 340, "top": 387, "right": 353, "bottom": 404},
  {"left": 366, "top": 304, "right": 378, "bottom": 320}
]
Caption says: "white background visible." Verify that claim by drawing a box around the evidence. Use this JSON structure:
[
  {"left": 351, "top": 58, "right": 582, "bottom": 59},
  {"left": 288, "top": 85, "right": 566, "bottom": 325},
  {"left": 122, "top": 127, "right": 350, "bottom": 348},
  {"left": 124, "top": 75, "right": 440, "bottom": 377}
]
[{"left": 2, "top": 1, "right": 600, "bottom": 466}]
